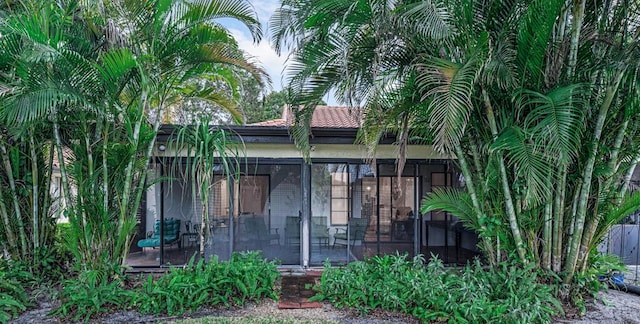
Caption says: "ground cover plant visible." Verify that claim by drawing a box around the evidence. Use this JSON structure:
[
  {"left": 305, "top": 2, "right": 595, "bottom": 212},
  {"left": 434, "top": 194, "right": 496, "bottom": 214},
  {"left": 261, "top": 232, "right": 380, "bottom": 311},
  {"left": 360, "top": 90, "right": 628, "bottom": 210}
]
[
  {"left": 53, "top": 262, "right": 134, "bottom": 322},
  {"left": 50, "top": 251, "right": 279, "bottom": 321},
  {"left": 0, "top": 260, "right": 33, "bottom": 323},
  {"left": 311, "top": 254, "right": 562, "bottom": 323},
  {"left": 134, "top": 251, "right": 279, "bottom": 316}
]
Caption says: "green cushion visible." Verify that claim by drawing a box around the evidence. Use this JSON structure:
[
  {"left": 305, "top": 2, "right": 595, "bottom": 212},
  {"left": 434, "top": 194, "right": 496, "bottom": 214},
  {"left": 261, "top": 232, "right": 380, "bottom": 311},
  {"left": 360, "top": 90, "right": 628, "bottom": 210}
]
[{"left": 137, "top": 219, "right": 181, "bottom": 248}]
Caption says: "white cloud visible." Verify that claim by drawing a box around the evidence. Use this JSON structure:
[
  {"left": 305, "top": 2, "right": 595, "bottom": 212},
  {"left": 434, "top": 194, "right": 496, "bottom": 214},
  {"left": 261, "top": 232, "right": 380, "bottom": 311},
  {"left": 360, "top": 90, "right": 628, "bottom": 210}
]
[
  {"left": 251, "top": 0, "right": 280, "bottom": 22},
  {"left": 222, "top": 0, "right": 338, "bottom": 105},
  {"left": 228, "top": 27, "right": 288, "bottom": 91}
]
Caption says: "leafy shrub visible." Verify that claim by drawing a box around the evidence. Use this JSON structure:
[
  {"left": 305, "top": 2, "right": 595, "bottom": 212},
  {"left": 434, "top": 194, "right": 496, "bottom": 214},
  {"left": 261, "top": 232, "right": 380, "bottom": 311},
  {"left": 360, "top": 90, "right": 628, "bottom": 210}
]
[
  {"left": 452, "top": 261, "right": 562, "bottom": 323},
  {"left": 0, "top": 259, "right": 33, "bottom": 323},
  {"left": 565, "top": 252, "right": 626, "bottom": 314},
  {"left": 53, "top": 263, "right": 134, "bottom": 322},
  {"left": 312, "top": 254, "right": 562, "bottom": 323},
  {"left": 134, "top": 251, "right": 279, "bottom": 315}
]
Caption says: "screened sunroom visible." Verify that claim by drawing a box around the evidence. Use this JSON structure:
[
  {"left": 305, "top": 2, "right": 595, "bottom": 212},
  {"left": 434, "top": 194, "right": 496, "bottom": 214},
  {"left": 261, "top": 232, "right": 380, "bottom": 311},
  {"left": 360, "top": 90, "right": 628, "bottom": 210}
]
[{"left": 126, "top": 106, "right": 480, "bottom": 268}]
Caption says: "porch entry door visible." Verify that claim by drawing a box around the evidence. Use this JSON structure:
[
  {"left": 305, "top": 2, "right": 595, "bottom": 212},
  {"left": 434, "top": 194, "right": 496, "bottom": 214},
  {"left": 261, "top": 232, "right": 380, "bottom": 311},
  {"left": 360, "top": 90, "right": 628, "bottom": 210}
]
[
  {"left": 231, "top": 164, "right": 302, "bottom": 265},
  {"left": 374, "top": 176, "right": 416, "bottom": 256},
  {"left": 421, "top": 172, "right": 461, "bottom": 263}
]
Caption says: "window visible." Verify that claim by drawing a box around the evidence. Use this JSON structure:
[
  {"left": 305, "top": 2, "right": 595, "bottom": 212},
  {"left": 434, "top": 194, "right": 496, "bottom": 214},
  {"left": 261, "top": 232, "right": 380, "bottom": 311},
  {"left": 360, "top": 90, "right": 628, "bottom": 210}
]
[{"left": 331, "top": 171, "right": 349, "bottom": 225}]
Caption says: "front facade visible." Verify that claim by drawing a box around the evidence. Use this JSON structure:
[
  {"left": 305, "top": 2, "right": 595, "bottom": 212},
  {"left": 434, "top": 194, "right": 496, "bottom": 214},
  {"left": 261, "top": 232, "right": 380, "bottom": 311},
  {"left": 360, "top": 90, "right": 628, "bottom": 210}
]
[{"left": 126, "top": 107, "right": 480, "bottom": 268}]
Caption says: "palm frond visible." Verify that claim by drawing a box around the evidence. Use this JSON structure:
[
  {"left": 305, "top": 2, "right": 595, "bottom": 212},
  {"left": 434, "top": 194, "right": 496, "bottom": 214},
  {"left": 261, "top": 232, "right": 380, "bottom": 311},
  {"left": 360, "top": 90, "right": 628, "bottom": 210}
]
[
  {"left": 593, "top": 191, "right": 640, "bottom": 247},
  {"left": 491, "top": 125, "right": 551, "bottom": 207},
  {"left": 416, "top": 54, "right": 481, "bottom": 152},
  {"left": 397, "top": 0, "right": 453, "bottom": 41},
  {"left": 516, "top": 84, "right": 585, "bottom": 162},
  {"left": 182, "top": 0, "right": 262, "bottom": 42},
  {"left": 421, "top": 187, "right": 480, "bottom": 231}
]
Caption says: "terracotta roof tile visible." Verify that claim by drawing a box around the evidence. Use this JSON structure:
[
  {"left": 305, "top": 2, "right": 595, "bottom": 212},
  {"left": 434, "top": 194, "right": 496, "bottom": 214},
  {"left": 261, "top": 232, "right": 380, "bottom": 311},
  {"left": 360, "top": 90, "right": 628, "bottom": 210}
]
[
  {"left": 247, "top": 119, "right": 288, "bottom": 127},
  {"left": 246, "top": 106, "right": 361, "bottom": 128}
]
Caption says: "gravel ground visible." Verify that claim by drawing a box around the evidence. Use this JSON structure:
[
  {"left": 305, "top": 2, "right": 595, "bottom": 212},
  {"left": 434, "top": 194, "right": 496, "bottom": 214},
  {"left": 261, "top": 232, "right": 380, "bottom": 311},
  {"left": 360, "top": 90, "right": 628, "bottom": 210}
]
[
  {"left": 557, "top": 289, "right": 640, "bottom": 324},
  {"left": 10, "top": 288, "right": 640, "bottom": 323}
]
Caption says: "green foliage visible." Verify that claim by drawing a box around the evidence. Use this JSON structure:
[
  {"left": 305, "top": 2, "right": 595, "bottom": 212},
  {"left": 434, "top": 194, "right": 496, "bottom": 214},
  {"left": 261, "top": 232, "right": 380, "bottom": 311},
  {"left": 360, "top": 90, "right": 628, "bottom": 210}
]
[
  {"left": 312, "top": 254, "right": 562, "bottom": 323},
  {"left": 134, "top": 251, "right": 279, "bottom": 315},
  {"left": 53, "top": 263, "right": 134, "bottom": 322},
  {"left": 566, "top": 253, "right": 627, "bottom": 314},
  {"left": 0, "top": 259, "right": 33, "bottom": 323}
]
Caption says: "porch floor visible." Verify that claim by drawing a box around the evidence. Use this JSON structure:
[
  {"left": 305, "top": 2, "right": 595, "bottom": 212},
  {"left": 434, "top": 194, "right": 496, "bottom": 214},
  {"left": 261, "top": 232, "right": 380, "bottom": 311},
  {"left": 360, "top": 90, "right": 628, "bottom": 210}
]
[{"left": 126, "top": 243, "right": 480, "bottom": 267}]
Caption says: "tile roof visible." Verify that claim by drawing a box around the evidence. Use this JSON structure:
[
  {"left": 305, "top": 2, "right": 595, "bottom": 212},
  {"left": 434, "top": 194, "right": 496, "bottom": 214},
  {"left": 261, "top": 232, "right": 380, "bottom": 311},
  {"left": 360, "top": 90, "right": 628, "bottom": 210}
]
[{"left": 247, "top": 105, "right": 361, "bottom": 128}]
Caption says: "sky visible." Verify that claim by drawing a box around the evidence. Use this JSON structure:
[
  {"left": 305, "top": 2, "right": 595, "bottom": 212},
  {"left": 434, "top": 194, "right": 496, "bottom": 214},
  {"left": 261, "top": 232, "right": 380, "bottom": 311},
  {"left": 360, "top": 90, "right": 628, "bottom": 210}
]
[
  {"left": 219, "top": 0, "right": 288, "bottom": 92},
  {"left": 220, "top": 1, "right": 337, "bottom": 105}
]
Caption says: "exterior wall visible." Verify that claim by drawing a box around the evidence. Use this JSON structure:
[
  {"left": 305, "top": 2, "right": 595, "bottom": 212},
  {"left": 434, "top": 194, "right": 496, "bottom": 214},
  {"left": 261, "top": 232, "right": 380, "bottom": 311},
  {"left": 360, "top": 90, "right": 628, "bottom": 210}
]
[
  {"left": 154, "top": 143, "right": 451, "bottom": 160},
  {"left": 145, "top": 167, "right": 161, "bottom": 233}
]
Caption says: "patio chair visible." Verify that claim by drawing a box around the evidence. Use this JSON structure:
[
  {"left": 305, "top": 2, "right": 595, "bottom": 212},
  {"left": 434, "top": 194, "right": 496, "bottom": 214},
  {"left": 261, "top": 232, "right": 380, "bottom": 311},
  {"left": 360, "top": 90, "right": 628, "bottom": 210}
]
[
  {"left": 333, "top": 218, "right": 368, "bottom": 248},
  {"left": 243, "top": 215, "right": 280, "bottom": 246},
  {"left": 137, "top": 219, "right": 181, "bottom": 249},
  {"left": 284, "top": 216, "right": 300, "bottom": 245},
  {"left": 311, "top": 216, "right": 330, "bottom": 248}
]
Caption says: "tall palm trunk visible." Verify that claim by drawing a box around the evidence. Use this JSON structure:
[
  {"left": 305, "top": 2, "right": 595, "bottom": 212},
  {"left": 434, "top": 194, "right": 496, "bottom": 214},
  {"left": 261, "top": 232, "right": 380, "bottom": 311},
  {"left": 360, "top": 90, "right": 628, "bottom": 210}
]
[
  {"left": 121, "top": 88, "right": 168, "bottom": 265},
  {"left": 28, "top": 130, "right": 39, "bottom": 251},
  {"left": 565, "top": 71, "right": 623, "bottom": 282},
  {"left": 576, "top": 119, "right": 631, "bottom": 271},
  {"left": 483, "top": 89, "right": 527, "bottom": 263},
  {"left": 552, "top": 164, "right": 567, "bottom": 272},
  {"left": 542, "top": 194, "right": 553, "bottom": 269},
  {"left": 41, "top": 142, "right": 54, "bottom": 247},
  {"left": 0, "top": 178, "right": 17, "bottom": 255},
  {"left": 53, "top": 121, "right": 73, "bottom": 220},
  {"left": 566, "top": 0, "right": 586, "bottom": 78},
  {"left": 453, "top": 143, "right": 495, "bottom": 265},
  {"left": 0, "top": 142, "right": 27, "bottom": 257}
]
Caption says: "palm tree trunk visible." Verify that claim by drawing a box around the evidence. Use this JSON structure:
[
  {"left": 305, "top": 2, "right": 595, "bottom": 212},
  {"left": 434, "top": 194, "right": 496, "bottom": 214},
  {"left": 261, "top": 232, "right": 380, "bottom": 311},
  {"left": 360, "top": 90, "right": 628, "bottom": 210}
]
[
  {"left": 575, "top": 119, "right": 632, "bottom": 269},
  {"left": 565, "top": 71, "right": 623, "bottom": 283},
  {"left": 0, "top": 180, "right": 17, "bottom": 255},
  {"left": 453, "top": 143, "right": 495, "bottom": 264},
  {"left": 482, "top": 89, "right": 527, "bottom": 263},
  {"left": 124, "top": 98, "right": 170, "bottom": 264},
  {"left": 28, "top": 130, "right": 40, "bottom": 251},
  {"left": 40, "top": 142, "right": 54, "bottom": 247},
  {"left": 53, "top": 121, "right": 73, "bottom": 220},
  {"left": 552, "top": 164, "right": 567, "bottom": 272},
  {"left": 118, "top": 89, "right": 151, "bottom": 265},
  {"left": 0, "top": 142, "right": 27, "bottom": 257},
  {"left": 605, "top": 120, "right": 629, "bottom": 185},
  {"left": 121, "top": 89, "right": 168, "bottom": 265},
  {"left": 542, "top": 195, "right": 553, "bottom": 270},
  {"left": 102, "top": 125, "right": 109, "bottom": 219},
  {"left": 566, "top": 0, "right": 586, "bottom": 78}
]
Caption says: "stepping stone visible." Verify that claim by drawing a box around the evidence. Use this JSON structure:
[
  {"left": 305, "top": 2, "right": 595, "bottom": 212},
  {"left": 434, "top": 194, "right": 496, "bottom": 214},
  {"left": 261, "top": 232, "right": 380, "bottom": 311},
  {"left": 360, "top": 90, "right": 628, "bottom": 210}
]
[{"left": 278, "top": 275, "right": 322, "bottom": 309}]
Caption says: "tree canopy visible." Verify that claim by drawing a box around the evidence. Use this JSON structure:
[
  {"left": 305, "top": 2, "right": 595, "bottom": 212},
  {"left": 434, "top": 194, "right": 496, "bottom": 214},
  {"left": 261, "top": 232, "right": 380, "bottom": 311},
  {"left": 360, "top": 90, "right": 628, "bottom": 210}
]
[{"left": 271, "top": 0, "right": 640, "bottom": 282}]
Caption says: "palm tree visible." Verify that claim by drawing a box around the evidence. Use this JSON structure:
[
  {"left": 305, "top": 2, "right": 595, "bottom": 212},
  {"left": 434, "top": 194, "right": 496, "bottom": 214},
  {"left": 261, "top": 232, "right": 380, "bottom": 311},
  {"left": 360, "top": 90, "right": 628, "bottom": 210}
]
[
  {"left": 271, "top": 0, "right": 640, "bottom": 283},
  {"left": 0, "top": 0, "right": 267, "bottom": 268},
  {"left": 102, "top": 0, "right": 268, "bottom": 264}
]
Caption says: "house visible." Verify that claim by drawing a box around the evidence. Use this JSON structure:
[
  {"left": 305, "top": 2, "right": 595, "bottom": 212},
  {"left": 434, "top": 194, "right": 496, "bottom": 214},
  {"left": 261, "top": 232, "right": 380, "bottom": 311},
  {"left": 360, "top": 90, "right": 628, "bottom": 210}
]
[{"left": 126, "top": 106, "right": 480, "bottom": 268}]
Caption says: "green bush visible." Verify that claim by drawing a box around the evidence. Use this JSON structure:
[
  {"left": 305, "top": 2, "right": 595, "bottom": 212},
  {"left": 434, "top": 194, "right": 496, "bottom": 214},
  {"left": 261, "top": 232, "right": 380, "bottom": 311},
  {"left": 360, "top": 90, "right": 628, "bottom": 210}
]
[
  {"left": 134, "top": 251, "right": 280, "bottom": 315},
  {"left": 52, "top": 263, "right": 134, "bottom": 322},
  {"left": 0, "top": 259, "right": 33, "bottom": 323},
  {"left": 311, "top": 254, "right": 562, "bottom": 323}
]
